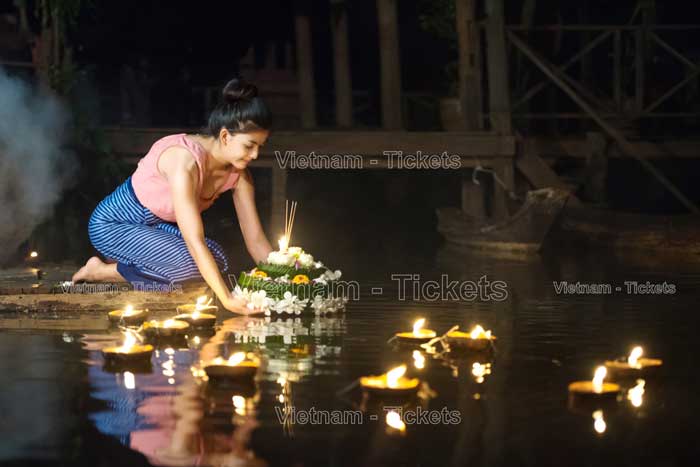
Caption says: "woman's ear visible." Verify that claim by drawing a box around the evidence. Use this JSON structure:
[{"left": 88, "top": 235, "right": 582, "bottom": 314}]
[{"left": 219, "top": 128, "right": 231, "bottom": 145}]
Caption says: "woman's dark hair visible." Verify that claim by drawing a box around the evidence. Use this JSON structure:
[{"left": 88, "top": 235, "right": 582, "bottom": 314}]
[{"left": 206, "top": 78, "right": 272, "bottom": 136}]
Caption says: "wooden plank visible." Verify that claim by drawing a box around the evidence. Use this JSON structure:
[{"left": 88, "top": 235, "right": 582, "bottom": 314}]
[
  {"left": 532, "top": 138, "right": 700, "bottom": 159},
  {"left": 508, "top": 31, "right": 700, "bottom": 213},
  {"left": 101, "top": 128, "right": 517, "bottom": 159},
  {"left": 377, "top": 0, "right": 403, "bottom": 129}
]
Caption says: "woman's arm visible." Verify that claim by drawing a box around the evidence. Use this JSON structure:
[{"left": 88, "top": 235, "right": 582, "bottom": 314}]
[
  {"left": 159, "top": 147, "right": 255, "bottom": 314},
  {"left": 233, "top": 169, "right": 273, "bottom": 263}
]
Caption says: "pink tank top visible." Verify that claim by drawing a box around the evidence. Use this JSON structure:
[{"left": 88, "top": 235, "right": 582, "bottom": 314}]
[{"left": 131, "top": 133, "right": 240, "bottom": 222}]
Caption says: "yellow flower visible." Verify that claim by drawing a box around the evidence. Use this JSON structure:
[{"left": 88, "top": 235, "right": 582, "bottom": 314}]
[
  {"left": 292, "top": 274, "right": 309, "bottom": 284},
  {"left": 251, "top": 268, "right": 268, "bottom": 279}
]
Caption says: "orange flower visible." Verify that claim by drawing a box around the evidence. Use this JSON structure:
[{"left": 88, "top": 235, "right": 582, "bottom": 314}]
[
  {"left": 292, "top": 274, "right": 309, "bottom": 284},
  {"left": 251, "top": 268, "right": 268, "bottom": 279}
]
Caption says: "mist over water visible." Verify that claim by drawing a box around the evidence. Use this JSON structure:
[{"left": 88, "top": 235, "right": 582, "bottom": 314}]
[{"left": 0, "top": 68, "right": 76, "bottom": 264}]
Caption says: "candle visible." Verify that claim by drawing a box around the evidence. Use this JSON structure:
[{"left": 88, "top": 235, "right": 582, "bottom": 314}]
[
  {"left": 359, "top": 364, "right": 420, "bottom": 397},
  {"left": 108, "top": 304, "right": 148, "bottom": 326},
  {"left": 568, "top": 366, "right": 621, "bottom": 410},
  {"left": 142, "top": 318, "right": 190, "bottom": 338},
  {"left": 102, "top": 331, "right": 154, "bottom": 365},
  {"left": 471, "top": 362, "right": 492, "bottom": 384},
  {"left": 394, "top": 318, "right": 437, "bottom": 345},
  {"left": 445, "top": 324, "right": 497, "bottom": 351},
  {"left": 604, "top": 346, "right": 662, "bottom": 379},
  {"left": 175, "top": 295, "right": 217, "bottom": 327},
  {"left": 204, "top": 351, "right": 261, "bottom": 382},
  {"left": 412, "top": 350, "right": 425, "bottom": 370}
]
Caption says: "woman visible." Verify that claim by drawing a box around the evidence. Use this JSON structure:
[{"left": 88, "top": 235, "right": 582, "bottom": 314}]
[{"left": 72, "top": 79, "right": 272, "bottom": 314}]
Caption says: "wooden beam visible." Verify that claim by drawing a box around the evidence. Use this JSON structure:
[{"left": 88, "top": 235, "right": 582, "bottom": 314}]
[
  {"left": 485, "top": 0, "right": 512, "bottom": 133},
  {"left": 294, "top": 2, "right": 317, "bottom": 128},
  {"left": 455, "top": 0, "right": 482, "bottom": 130},
  {"left": 331, "top": 2, "right": 353, "bottom": 127},
  {"left": 508, "top": 31, "right": 700, "bottom": 213},
  {"left": 376, "top": 0, "right": 403, "bottom": 129}
]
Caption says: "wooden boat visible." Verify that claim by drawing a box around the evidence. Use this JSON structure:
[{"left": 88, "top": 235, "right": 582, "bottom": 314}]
[{"left": 436, "top": 188, "right": 571, "bottom": 252}]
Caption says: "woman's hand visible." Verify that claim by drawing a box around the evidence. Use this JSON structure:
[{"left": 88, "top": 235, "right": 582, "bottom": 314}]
[{"left": 220, "top": 293, "right": 265, "bottom": 315}]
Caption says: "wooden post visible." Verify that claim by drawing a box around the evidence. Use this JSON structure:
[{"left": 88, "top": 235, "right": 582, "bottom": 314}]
[
  {"left": 455, "top": 0, "right": 482, "bottom": 130},
  {"left": 635, "top": 27, "right": 644, "bottom": 115},
  {"left": 613, "top": 29, "right": 622, "bottom": 111},
  {"left": 492, "top": 158, "right": 515, "bottom": 219},
  {"left": 583, "top": 132, "right": 608, "bottom": 203},
  {"left": 270, "top": 166, "right": 288, "bottom": 237},
  {"left": 294, "top": 0, "right": 317, "bottom": 128},
  {"left": 462, "top": 170, "right": 487, "bottom": 221},
  {"left": 485, "top": 0, "right": 512, "bottom": 134},
  {"left": 376, "top": 0, "right": 402, "bottom": 129},
  {"left": 331, "top": 1, "right": 353, "bottom": 127}
]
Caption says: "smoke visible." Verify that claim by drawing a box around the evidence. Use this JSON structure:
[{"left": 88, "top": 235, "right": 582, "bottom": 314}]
[{"left": 0, "top": 68, "right": 76, "bottom": 264}]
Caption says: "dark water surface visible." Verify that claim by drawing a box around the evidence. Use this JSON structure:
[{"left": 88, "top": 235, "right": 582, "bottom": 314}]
[{"left": 1, "top": 246, "right": 699, "bottom": 467}]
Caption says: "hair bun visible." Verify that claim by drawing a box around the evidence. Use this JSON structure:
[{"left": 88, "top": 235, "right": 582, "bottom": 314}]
[{"left": 222, "top": 78, "right": 258, "bottom": 103}]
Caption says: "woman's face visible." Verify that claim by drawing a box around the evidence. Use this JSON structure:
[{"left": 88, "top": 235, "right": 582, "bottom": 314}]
[{"left": 220, "top": 128, "right": 270, "bottom": 170}]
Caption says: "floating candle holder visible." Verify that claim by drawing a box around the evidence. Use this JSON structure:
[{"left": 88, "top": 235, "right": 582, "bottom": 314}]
[
  {"left": 175, "top": 295, "right": 218, "bottom": 327},
  {"left": 604, "top": 346, "right": 662, "bottom": 380},
  {"left": 108, "top": 304, "right": 148, "bottom": 326},
  {"left": 102, "top": 331, "right": 154, "bottom": 366},
  {"left": 204, "top": 352, "right": 261, "bottom": 383},
  {"left": 142, "top": 318, "right": 190, "bottom": 338},
  {"left": 394, "top": 318, "right": 437, "bottom": 345},
  {"left": 568, "top": 366, "right": 621, "bottom": 411},
  {"left": 359, "top": 365, "right": 421, "bottom": 397},
  {"left": 445, "top": 324, "right": 496, "bottom": 351}
]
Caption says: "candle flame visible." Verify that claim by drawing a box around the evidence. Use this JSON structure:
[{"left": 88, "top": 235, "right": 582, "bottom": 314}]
[
  {"left": 386, "top": 365, "right": 406, "bottom": 388},
  {"left": 412, "top": 350, "right": 425, "bottom": 369},
  {"left": 385, "top": 410, "right": 406, "bottom": 432},
  {"left": 191, "top": 311, "right": 200, "bottom": 320},
  {"left": 194, "top": 295, "right": 212, "bottom": 312},
  {"left": 592, "top": 366, "right": 606, "bottom": 393},
  {"left": 163, "top": 319, "right": 176, "bottom": 328},
  {"left": 412, "top": 318, "right": 425, "bottom": 336},
  {"left": 627, "top": 379, "right": 645, "bottom": 407},
  {"left": 123, "top": 304, "right": 135, "bottom": 316},
  {"left": 227, "top": 352, "right": 246, "bottom": 366},
  {"left": 29, "top": 251, "right": 38, "bottom": 258},
  {"left": 592, "top": 410, "right": 606, "bottom": 434},
  {"left": 278, "top": 235, "right": 289, "bottom": 252},
  {"left": 628, "top": 346, "right": 643, "bottom": 367},
  {"left": 470, "top": 324, "right": 492, "bottom": 340}
]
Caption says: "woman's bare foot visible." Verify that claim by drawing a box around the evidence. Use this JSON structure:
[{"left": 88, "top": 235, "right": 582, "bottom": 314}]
[{"left": 72, "top": 256, "right": 125, "bottom": 283}]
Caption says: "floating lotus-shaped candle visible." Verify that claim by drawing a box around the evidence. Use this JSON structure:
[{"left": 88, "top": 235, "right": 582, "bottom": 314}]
[
  {"left": 102, "top": 330, "right": 153, "bottom": 364},
  {"left": 204, "top": 352, "right": 261, "bottom": 382},
  {"left": 142, "top": 318, "right": 190, "bottom": 338},
  {"left": 604, "top": 346, "right": 662, "bottom": 379},
  {"left": 359, "top": 364, "right": 420, "bottom": 397},
  {"left": 445, "top": 324, "right": 496, "bottom": 351},
  {"left": 108, "top": 304, "right": 148, "bottom": 326},
  {"left": 568, "top": 366, "right": 621, "bottom": 410},
  {"left": 175, "top": 295, "right": 217, "bottom": 327},
  {"left": 395, "top": 318, "right": 437, "bottom": 345}
]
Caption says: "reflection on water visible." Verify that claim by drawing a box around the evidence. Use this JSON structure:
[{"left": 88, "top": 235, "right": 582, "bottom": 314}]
[{"left": 1, "top": 247, "right": 700, "bottom": 466}]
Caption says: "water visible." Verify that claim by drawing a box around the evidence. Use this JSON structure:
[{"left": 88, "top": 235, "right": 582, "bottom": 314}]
[{"left": 1, "top": 246, "right": 699, "bottom": 467}]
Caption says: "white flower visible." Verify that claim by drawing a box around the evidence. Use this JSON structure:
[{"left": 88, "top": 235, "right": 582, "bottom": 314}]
[
  {"left": 275, "top": 274, "right": 290, "bottom": 284},
  {"left": 272, "top": 291, "right": 309, "bottom": 315},
  {"left": 247, "top": 290, "right": 272, "bottom": 313},
  {"left": 298, "top": 253, "right": 315, "bottom": 268},
  {"left": 314, "top": 261, "right": 324, "bottom": 269}
]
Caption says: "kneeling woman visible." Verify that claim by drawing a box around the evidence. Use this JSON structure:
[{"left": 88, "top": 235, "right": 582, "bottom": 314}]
[{"left": 72, "top": 79, "right": 272, "bottom": 314}]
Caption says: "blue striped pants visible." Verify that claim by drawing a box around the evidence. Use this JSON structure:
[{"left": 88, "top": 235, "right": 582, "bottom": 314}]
[{"left": 88, "top": 177, "right": 229, "bottom": 285}]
